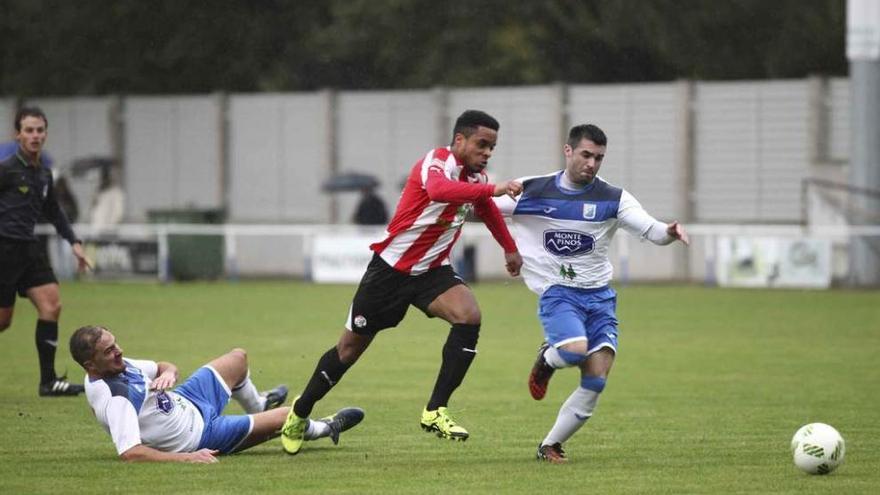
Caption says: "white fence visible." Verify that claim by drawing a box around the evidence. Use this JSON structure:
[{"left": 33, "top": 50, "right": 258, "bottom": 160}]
[{"left": 38, "top": 223, "right": 880, "bottom": 287}]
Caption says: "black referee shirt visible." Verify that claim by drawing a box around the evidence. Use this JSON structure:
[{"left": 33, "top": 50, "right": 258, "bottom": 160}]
[{"left": 0, "top": 149, "right": 78, "bottom": 244}]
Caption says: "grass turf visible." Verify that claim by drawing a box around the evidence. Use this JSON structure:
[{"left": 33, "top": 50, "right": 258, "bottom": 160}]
[{"left": 0, "top": 281, "right": 878, "bottom": 494}]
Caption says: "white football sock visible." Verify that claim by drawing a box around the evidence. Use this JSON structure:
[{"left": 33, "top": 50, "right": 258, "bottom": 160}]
[
  {"left": 542, "top": 386, "right": 600, "bottom": 446},
  {"left": 543, "top": 346, "right": 570, "bottom": 369},
  {"left": 231, "top": 371, "right": 265, "bottom": 414},
  {"left": 304, "top": 419, "right": 331, "bottom": 440}
]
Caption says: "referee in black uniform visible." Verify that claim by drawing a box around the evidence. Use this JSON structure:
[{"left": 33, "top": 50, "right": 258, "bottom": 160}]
[{"left": 1, "top": 107, "right": 92, "bottom": 396}]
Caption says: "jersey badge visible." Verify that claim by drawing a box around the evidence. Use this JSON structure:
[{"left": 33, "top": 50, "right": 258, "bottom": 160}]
[
  {"left": 453, "top": 204, "right": 472, "bottom": 226},
  {"left": 156, "top": 391, "right": 174, "bottom": 414},
  {"left": 353, "top": 315, "right": 367, "bottom": 329},
  {"left": 582, "top": 203, "right": 597, "bottom": 220},
  {"left": 18, "top": 185, "right": 29, "bottom": 194}
]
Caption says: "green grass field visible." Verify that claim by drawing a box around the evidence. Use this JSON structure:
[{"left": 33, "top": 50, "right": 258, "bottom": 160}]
[{"left": 1, "top": 281, "right": 878, "bottom": 494}]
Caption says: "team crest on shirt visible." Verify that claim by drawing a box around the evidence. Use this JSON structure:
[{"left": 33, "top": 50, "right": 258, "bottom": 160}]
[
  {"left": 543, "top": 230, "right": 595, "bottom": 257},
  {"left": 582, "top": 203, "right": 597, "bottom": 220},
  {"left": 156, "top": 391, "right": 174, "bottom": 414},
  {"left": 434, "top": 205, "right": 471, "bottom": 230}
]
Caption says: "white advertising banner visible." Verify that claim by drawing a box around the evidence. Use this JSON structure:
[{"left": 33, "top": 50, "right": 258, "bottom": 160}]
[
  {"left": 848, "top": 0, "right": 880, "bottom": 60},
  {"left": 715, "top": 237, "right": 833, "bottom": 289},
  {"left": 310, "top": 234, "right": 376, "bottom": 283}
]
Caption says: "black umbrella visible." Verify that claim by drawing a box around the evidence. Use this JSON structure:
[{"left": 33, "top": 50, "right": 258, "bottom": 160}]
[
  {"left": 69, "top": 156, "right": 115, "bottom": 178},
  {"left": 322, "top": 172, "right": 380, "bottom": 193}
]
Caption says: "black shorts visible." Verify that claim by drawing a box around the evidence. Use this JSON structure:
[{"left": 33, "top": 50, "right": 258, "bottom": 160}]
[
  {"left": 0, "top": 240, "right": 57, "bottom": 307},
  {"left": 347, "top": 253, "right": 466, "bottom": 335}
]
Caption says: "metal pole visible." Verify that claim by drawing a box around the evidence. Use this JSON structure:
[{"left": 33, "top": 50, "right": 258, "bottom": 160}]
[
  {"left": 157, "top": 226, "right": 169, "bottom": 284},
  {"left": 847, "top": 0, "right": 880, "bottom": 286}
]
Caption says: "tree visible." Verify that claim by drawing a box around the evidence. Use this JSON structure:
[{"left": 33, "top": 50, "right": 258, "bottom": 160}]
[{"left": 0, "top": 0, "right": 847, "bottom": 96}]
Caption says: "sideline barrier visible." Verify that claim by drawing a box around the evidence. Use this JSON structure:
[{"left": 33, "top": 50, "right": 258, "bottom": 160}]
[{"left": 36, "top": 223, "right": 880, "bottom": 286}]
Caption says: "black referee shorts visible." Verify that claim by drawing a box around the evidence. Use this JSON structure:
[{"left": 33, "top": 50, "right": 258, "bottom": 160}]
[
  {"left": 0, "top": 240, "right": 58, "bottom": 307},
  {"left": 347, "top": 253, "right": 466, "bottom": 335}
]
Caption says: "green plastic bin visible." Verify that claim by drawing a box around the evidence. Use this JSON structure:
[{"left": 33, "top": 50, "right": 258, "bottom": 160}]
[{"left": 147, "top": 209, "right": 225, "bottom": 281}]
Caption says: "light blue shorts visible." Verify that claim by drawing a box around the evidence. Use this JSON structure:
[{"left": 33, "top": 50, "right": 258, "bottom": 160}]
[
  {"left": 538, "top": 285, "right": 619, "bottom": 354},
  {"left": 175, "top": 366, "right": 254, "bottom": 454}
]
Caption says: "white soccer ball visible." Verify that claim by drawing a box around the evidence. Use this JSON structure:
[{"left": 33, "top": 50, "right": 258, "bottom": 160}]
[{"left": 791, "top": 423, "right": 845, "bottom": 475}]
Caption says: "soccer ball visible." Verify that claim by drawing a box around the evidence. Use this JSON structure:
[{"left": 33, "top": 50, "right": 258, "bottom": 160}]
[{"left": 791, "top": 423, "right": 845, "bottom": 474}]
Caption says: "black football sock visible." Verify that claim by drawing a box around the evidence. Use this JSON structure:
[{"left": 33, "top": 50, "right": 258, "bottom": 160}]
[
  {"left": 35, "top": 319, "right": 59, "bottom": 384},
  {"left": 427, "top": 324, "right": 480, "bottom": 411},
  {"left": 294, "top": 347, "right": 352, "bottom": 418}
]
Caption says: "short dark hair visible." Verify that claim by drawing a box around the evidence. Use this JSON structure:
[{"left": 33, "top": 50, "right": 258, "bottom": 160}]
[
  {"left": 15, "top": 106, "right": 48, "bottom": 132},
  {"left": 452, "top": 110, "right": 499, "bottom": 139},
  {"left": 70, "top": 325, "right": 106, "bottom": 367},
  {"left": 567, "top": 124, "right": 607, "bottom": 148}
]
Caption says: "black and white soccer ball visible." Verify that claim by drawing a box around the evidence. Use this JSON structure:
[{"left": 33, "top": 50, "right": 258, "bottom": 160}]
[{"left": 791, "top": 423, "right": 845, "bottom": 475}]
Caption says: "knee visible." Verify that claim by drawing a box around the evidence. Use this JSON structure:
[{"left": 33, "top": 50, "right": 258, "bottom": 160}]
[
  {"left": 228, "top": 348, "right": 248, "bottom": 366},
  {"left": 336, "top": 332, "right": 371, "bottom": 364},
  {"left": 336, "top": 346, "right": 357, "bottom": 363},
  {"left": 42, "top": 301, "right": 61, "bottom": 320},
  {"left": 0, "top": 321, "right": 9, "bottom": 332},
  {"left": 449, "top": 306, "right": 481, "bottom": 326},
  {"left": 556, "top": 347, "right": 588, "bottom": 367}
]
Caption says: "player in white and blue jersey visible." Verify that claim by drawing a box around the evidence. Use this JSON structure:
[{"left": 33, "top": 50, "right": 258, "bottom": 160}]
[
  {"left": 69, "top": 325, "right": 364, "bottom": 463},
  {"left": 494, "top": 124, "right": 689, "bottom": 463}
]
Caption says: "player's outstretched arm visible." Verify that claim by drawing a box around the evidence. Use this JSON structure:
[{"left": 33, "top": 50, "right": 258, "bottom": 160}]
[
  {"left": 492, "top": 180, "right": 523, "bottom": 199},
  {"left": 617, "top": 191, "right": 689, "bottom": 246},
  {"left": 474, "top": 194, "right": 520, "bottom": 275},
  {"left": 120, "top": 444, "right": 219, "bottom": 463},
  {"left": 666, "top": 221, "right": 690, "bottom": 246}
]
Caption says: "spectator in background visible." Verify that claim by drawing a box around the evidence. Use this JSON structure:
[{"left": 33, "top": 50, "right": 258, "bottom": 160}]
[
  {"left": 90, "top": 167, "right": 125, "bottom": 231},
  {"left": 352, "top": 185, "right": 388, "bottom": 225}
]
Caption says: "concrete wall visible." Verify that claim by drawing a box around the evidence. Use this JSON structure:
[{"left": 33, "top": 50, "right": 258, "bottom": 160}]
[
  {"left": 228, "top": 92, "right": 333, "bottom": 223},
  {"left": 125, "top": 95, "right": 223, "bottom": 220},
  {"left": 693, "top": 80, "right": 812, "bottom": 222}
]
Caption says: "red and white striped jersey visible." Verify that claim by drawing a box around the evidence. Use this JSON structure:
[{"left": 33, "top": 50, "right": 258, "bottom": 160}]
[{"left": 370, "top": 146, "right": 517, "bottom": 275}]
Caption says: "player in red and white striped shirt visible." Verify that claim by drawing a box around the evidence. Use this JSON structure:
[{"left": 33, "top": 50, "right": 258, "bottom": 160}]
[
  {"left": 282, "top": 110, "right": 524, "bottom": 453},
  {"left": 371, "top": 136, "right": 520, "bottom": 275}
]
